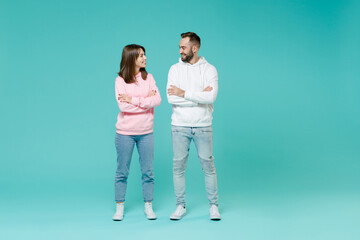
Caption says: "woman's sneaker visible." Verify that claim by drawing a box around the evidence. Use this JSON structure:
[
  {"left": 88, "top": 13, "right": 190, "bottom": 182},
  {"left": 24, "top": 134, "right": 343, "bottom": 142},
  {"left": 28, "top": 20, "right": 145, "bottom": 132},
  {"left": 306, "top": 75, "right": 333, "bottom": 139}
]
[
  {"left": 112, "top": 203, "right": 124, "bottom": 221},
  {"left": 170, "top": 205, "right": 186, "bottom": 220},
  {"left": 209, "top": 205, "right": 221, "bottom": 220},
  {"left": 144, "top": 202, "right": 157, "bottom": 220}
]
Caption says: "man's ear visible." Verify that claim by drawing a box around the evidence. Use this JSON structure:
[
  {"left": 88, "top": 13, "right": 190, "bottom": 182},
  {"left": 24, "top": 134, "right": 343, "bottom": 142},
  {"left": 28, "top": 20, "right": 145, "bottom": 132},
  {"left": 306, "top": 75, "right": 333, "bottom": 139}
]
[{"left": 192, "top": 44, "right": 198, "bottom": 54}]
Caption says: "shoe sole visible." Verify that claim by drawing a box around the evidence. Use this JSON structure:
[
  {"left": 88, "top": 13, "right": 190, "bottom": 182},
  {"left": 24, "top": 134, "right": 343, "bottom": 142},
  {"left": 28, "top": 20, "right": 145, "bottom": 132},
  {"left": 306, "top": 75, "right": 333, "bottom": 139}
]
[
  {"left": 170, "top": 213, "right": 186, "bottom": 220},
  {"left": 144, "top": 211, "right": 157, "bottom": 220}
]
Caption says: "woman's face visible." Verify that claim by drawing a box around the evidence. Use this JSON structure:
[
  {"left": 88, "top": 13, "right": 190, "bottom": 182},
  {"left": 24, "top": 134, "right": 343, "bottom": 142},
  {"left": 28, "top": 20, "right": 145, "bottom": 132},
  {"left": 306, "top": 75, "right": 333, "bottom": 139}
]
[{"left": 135, "top": 48, "right": 147, "bottom": 69}]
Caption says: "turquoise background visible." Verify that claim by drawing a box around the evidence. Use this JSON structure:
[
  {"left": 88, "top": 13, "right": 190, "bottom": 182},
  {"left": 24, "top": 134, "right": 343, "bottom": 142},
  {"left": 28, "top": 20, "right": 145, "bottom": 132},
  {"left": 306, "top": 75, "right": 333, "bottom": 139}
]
[{"left": 1, "top": 0, "right": 359, "bottom": 239}]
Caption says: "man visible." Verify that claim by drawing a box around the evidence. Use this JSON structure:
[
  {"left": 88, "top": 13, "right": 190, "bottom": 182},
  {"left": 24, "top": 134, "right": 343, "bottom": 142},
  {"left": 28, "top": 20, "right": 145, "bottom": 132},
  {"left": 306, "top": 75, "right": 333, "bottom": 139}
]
[{"left": 167, "top": 32, "right": 221, "bottom": 221}]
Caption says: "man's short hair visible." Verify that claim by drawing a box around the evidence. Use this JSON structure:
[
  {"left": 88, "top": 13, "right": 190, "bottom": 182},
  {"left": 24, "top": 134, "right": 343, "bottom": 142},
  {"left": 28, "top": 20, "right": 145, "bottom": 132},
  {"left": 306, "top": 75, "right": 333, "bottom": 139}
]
[{"left": 181, "top": 32, "right": 201, "bottom": 48}]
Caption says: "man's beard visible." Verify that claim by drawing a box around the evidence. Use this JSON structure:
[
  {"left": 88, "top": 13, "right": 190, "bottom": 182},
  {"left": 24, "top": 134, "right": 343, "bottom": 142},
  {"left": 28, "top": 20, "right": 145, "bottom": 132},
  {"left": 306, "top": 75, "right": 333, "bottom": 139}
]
[{"left": 181, "top": 50, "right": 194, "bottom": 63}]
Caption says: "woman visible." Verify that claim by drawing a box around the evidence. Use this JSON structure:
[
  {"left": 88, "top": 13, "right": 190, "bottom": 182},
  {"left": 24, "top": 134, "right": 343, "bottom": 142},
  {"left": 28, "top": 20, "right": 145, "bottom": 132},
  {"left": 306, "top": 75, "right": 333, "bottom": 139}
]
[{"left": 113, "top": 44, "right": 161, "bottom": 221}]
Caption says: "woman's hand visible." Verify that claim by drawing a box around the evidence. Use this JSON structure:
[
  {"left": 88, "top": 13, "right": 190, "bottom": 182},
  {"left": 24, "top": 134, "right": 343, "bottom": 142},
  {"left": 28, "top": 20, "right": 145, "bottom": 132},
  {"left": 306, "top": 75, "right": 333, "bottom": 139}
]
[
  {"left": 118, "top": 94, "right": 132, "bottom": 103},
  {"left": 147, "top": 90, "right": 156, "bottom": 97}
]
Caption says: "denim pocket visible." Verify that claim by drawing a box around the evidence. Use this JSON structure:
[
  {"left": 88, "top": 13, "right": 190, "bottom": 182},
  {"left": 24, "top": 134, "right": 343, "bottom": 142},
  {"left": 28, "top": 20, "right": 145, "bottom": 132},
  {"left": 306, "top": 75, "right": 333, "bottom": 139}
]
[
  {"left": 200, "top": 126, "right": 213, "bottom": 133},
  {"left": 171, "top": 126, "right": 186, "bottom": 133}
]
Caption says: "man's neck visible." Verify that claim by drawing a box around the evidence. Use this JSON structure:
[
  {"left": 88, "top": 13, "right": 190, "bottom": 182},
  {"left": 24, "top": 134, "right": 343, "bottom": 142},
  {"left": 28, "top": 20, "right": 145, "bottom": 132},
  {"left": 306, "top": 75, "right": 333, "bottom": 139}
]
[{"left": 189, "top": 55, "right": 200, "bottom": 65}]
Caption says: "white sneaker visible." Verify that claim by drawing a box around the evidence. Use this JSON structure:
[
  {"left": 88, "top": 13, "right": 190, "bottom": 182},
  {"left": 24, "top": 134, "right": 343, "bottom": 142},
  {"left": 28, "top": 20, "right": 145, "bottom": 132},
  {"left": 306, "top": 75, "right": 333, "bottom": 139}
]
[
  {"left": 209, "top": 205, "right": 221, "bottom": 220},
  {"left": 112, "top": 203, "right": 124, "bottom": 221},
  {"left": 170, "top": 205, "right": 186, "bottom": 220},
  {"left": 144, "top": 202, "right": 157, "bottom": 220}
]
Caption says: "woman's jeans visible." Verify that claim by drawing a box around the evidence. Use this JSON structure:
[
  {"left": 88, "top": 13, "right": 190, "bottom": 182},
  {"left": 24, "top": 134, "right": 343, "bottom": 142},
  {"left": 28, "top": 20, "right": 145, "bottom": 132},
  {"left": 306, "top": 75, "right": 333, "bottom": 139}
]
[
  {"left": 171, "top": 126, "right": 218, "bottom": 206},
  {"left": 114, "top": 133, "right": 154, "bottom": 202}
]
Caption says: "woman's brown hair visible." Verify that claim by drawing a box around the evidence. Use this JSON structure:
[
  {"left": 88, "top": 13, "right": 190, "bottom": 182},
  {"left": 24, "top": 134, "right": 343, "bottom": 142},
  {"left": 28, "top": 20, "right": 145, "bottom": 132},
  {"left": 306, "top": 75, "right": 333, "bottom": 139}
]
[{"left": 118, "top": 44, "right": 148, "bottom": 83}]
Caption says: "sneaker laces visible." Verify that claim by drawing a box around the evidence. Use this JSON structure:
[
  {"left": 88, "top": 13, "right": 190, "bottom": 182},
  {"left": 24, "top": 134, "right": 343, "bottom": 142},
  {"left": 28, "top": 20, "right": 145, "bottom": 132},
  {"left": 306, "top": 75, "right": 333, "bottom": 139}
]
[
  {"left": 145, "top": 203, "right": 154, "bottom": 213},
  {"left": 210, "top": 205, "right": 218, "bottom": 215},
  {"left": 175, "top": 205, "right": 185, "bottom": 215},
  {"left": 116, "top": 203, "right": 124, "bottom": 211}
]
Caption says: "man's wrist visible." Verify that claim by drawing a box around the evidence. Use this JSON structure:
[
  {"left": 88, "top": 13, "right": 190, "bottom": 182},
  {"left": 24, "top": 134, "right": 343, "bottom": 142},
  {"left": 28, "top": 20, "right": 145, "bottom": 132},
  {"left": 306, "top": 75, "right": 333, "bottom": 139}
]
[{"left": 180, "top": 90, "right": 185, "bottom": 98}]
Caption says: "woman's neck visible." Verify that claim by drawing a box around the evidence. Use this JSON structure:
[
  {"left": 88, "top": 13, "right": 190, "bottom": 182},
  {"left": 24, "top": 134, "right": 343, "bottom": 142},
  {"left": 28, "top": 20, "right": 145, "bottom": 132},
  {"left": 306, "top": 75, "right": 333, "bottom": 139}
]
[{"left": 135, "top": 67, "right": 140, "bottom": 75}]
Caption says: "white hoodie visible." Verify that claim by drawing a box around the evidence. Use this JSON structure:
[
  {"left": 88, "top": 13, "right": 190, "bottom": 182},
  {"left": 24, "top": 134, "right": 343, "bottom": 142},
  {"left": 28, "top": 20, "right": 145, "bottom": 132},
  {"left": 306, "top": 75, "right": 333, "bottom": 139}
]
[{"left": 167, "top": 57, "right": 218, "bottom": 127}]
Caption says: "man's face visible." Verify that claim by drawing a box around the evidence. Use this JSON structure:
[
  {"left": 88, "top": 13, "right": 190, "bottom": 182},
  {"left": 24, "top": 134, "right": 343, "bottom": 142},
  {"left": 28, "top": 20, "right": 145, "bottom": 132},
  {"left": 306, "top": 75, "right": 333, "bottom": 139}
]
[{"left": 179, "top": 37, "right": 194, "bottom": 63}]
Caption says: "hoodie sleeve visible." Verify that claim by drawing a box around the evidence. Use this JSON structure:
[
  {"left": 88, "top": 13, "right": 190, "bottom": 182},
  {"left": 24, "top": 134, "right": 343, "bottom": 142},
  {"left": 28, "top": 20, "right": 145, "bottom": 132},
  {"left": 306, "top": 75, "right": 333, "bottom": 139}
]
[
  {"left": 115, "top": 77, "right": 150, "bottom": 113},
  {"left": 167, "top": 65, "right": 198, "bottom": 107},
  {"left": 184, "top": 65, "right": 218, "bottom": 104},
  {"left": 131, "top": 74, "right": 162, "bottom": 108}
]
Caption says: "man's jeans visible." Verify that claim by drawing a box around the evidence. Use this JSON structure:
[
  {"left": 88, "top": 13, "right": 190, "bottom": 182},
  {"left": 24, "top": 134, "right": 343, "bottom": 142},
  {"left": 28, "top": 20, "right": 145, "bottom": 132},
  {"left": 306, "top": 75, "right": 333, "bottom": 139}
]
[
  {"left": 114, "top": 133, "right": 154, "bottom": 202},
  {"left": 171, "top": 126, "right": 218, "bottom": 206}
]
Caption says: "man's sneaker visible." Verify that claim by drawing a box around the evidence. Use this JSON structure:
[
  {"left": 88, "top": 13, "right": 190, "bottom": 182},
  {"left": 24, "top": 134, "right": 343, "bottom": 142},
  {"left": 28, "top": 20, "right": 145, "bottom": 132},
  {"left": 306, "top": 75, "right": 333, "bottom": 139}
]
[
  {"left": 112, "top": 203, "right": 124, "bottom": 221},
  {"left": 144, "top": 202, "right": 157, "bottom": 220},
  {"left": 209, "top": 205, "right": 221, "bottom": 220},
  {"left": 170, "top": 205, "right": 186, "bottom": 220}
]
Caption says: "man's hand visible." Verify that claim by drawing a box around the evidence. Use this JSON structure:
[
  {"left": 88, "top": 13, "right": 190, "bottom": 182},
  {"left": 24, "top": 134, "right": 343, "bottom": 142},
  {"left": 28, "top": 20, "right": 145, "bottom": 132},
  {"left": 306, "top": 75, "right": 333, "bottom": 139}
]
[
  {"left": 167, "top": 85, "right": 185, "bottom": 98},
  {"left": 203, "top": 86, "right": 213, "bottom": 92},
  {"left": 118, "top": 94, "right": 132, "bottom": 103},
  {"left": 147, "top": 90, "right": 156, "bottom": 97}
]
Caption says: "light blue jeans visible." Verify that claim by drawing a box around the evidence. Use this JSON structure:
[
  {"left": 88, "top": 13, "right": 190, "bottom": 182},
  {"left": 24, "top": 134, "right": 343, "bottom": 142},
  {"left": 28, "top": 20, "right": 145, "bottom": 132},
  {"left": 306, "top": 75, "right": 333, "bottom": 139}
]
[
  {"left": 171, "top": 125, "right": 218, "bottom": 206},
  {"left": 114, "top": 133, "right": 154, "bottom": 202}
]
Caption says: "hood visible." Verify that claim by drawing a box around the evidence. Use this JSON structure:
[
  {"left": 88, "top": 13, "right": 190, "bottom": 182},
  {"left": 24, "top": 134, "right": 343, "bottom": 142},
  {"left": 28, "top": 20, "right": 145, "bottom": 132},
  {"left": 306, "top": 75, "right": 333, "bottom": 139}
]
[{"left": 177, "top": 56, "right": 209, "bottom": 82}]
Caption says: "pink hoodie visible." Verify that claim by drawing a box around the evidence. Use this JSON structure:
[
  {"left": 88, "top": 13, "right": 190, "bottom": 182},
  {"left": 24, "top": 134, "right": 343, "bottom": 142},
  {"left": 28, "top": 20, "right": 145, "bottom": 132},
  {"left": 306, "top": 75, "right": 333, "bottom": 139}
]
[{"left": 115, "top": 73, "right": 161, "bottom": 135}]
